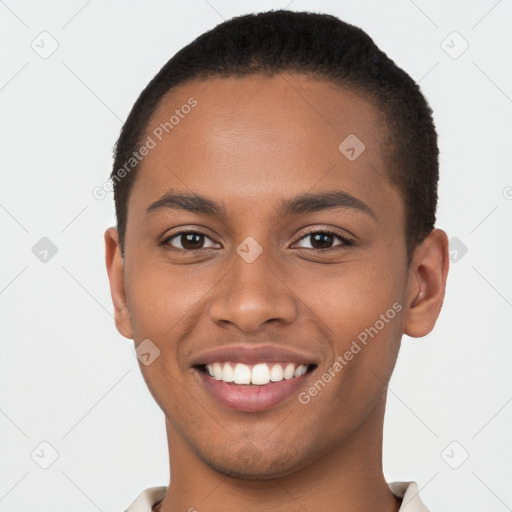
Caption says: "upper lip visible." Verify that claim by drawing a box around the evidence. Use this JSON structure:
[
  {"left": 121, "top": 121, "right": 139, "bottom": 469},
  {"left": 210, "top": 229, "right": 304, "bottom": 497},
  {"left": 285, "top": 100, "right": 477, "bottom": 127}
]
[{"left": 191, "top": 344, "right": 319, "bottom": 367}]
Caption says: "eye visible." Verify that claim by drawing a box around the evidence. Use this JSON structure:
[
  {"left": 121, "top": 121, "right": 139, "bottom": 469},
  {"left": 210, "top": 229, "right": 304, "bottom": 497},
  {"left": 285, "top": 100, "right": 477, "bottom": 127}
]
[
  {"left": 294, "top": 229, "right": 354, "bottom": 251},
  {"left": 160, "top": 228, "right": 354, "bottom": 254},
  {"left": 161, "top": 230, "right": 220, "bottom": 252}
]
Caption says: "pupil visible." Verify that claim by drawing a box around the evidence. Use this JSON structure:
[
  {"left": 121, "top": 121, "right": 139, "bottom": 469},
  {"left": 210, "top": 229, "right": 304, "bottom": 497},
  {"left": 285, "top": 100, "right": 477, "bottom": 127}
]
[
  {"left": 182, "top": 233, "right": 203, "bottom": 250},
  {"left": 312, "top": 233, "right": 333, "bottom": 249}
]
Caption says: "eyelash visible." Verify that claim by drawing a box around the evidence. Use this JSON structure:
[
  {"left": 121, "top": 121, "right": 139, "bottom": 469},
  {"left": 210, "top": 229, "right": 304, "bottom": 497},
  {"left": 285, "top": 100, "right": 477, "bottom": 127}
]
[{"left": 160, "top": 228, "right": 354, "bottom": 253}]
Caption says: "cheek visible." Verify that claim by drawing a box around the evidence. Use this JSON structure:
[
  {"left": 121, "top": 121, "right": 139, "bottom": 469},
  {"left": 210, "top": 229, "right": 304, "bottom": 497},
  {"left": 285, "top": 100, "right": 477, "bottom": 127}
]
[
  {"left": 125, "top": 257, "right": 216, "bottom": 338},
  {"left": 304, "top": 260, "right": 404, "bottom": 396},
  {"left": 307, "top": 259, "right": 403, "bottom": 338}
]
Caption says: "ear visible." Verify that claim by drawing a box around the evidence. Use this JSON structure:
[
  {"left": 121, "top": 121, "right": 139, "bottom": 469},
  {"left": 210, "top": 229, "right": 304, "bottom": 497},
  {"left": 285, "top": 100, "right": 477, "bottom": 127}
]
[
  {"left": 403, "top": 228, "right": 450, "bottom": 338},
  {"left": 104, "top": 227, "right": 133, "bottom": 339}
]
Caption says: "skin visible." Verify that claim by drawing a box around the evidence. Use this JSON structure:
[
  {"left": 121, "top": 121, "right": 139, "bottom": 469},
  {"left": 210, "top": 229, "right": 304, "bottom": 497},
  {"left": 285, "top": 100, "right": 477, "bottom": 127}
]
[{"left": 105, "top": 72, "right": 449, "bottom": 512}]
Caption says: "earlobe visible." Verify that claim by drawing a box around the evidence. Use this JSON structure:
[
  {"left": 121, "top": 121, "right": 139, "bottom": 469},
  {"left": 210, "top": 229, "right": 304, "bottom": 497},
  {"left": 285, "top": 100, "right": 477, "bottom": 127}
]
[
  {"left": 403, "top": 229, "right": 450, "bottom": 338},
  {"left": 104, "top": 227, "right": 133, "bottom": 340}
]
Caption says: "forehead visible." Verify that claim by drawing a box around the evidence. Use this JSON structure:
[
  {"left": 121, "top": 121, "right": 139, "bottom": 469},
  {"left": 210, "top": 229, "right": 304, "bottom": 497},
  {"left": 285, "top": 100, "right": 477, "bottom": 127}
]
[{"left": 130, "top": 72, "right": 399, "bottom": 225}]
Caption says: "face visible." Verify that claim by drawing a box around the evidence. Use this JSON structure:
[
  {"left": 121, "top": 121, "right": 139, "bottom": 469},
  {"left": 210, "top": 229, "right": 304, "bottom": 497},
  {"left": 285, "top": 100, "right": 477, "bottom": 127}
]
[{"left": 106, "top": 72, "right": 448, "bottom": 479}]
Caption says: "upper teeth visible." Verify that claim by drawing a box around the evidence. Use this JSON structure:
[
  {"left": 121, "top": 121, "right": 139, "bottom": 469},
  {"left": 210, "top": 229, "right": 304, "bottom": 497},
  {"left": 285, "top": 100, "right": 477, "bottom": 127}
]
[{"left": 205, "top": 362, "right": 309, "bottom": 385}]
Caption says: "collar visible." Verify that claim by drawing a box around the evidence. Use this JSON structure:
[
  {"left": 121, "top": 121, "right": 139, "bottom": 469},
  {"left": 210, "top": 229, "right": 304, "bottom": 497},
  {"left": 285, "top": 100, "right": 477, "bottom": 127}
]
[{"left": 124, "top": 481, "right": 429, "bottom": 511}]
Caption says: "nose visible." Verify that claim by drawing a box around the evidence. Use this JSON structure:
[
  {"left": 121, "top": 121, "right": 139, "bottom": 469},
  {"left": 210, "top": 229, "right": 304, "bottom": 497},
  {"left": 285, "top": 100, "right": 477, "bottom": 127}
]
[{"left": 208, "top": 248, "right": 297, "bottom": 333}]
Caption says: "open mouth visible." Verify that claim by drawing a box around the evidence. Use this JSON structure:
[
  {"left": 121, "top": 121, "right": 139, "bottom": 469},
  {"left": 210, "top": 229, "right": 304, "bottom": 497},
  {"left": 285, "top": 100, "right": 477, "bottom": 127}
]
[
  {"left": 193, "top": 360, "right": 319, "bottom": 412},
  {"left": 194, "top": 362, "right": 318, "bottom": 386}
]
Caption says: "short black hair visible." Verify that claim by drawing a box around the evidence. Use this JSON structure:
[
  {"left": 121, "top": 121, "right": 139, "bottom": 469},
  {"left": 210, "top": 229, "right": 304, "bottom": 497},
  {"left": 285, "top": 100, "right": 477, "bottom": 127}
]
[{"left": 111, "top": 9, "right": 438, "bottom": 264}]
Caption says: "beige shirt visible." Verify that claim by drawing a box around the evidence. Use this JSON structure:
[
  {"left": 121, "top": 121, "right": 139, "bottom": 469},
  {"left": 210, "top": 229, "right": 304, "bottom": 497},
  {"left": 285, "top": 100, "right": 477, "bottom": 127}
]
[{"left": 123, "top": 481, "right": 429, "bottom": 511}]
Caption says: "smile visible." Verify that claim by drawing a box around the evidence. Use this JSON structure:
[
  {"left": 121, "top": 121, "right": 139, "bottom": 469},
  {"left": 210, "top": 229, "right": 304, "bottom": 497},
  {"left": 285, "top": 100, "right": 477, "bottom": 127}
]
[
  {"left": 204, "top": 361, "right": 312, "bottom": 385},
  {"left": 194, "top": 362, "right": 317, "bottom": 413},
  {"left": 190, "top": 344, "right": 319, "bottom": 412}
]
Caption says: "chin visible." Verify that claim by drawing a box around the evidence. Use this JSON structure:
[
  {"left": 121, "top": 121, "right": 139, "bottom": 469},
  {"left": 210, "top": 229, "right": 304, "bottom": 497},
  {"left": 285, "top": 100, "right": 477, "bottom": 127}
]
[{"left": 197, "top": 444, "right": 310, "bottom": 480}]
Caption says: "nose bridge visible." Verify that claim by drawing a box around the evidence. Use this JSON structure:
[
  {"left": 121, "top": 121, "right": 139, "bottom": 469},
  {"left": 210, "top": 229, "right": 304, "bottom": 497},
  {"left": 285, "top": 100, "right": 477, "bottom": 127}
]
[{"left": 208, "top": 238, "right": 297, "bottom": 331}]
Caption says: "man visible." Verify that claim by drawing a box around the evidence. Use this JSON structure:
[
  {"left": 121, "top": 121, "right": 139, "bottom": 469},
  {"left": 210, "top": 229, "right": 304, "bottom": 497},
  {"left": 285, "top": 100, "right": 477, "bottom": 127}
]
[{"left": 105, "top": 10, "right": 449, "bottom": 511}]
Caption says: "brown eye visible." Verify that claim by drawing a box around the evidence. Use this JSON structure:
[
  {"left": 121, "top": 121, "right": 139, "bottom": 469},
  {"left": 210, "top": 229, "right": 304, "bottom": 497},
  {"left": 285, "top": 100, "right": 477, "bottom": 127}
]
[
  {"left": 295, "top": 230, "right": 353, "bottom": 250},
  {"left": 163, "top": 231, "right": 219, "bottom": 251}
]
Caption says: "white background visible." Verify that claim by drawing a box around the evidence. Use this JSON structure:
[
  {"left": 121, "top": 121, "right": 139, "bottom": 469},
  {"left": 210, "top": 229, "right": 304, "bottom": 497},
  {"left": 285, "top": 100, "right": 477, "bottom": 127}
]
[{"left": 0, "top": 1, "right": 511, "bottom": 511}]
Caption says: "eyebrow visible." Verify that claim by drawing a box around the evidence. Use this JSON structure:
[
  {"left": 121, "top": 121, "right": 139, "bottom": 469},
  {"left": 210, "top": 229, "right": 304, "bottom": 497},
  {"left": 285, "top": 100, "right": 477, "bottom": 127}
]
[{"left": 146, "top": 190, "right": 376, "bottom": 220}]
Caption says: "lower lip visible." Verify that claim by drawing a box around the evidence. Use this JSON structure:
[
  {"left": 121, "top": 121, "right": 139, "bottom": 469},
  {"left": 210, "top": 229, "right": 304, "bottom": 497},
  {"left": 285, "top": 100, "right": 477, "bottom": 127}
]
[{"left": 195, "top": 368, "right": 314, "bottom": 412}]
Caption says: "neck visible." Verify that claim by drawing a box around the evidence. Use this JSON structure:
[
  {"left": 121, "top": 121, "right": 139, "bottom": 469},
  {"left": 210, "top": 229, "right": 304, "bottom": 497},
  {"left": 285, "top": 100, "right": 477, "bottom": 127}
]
[{"left": 156, "top": 395, "right": 401, "bottom": 512}]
